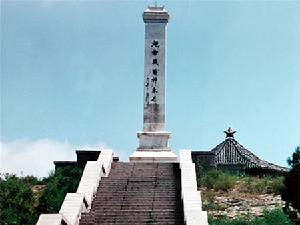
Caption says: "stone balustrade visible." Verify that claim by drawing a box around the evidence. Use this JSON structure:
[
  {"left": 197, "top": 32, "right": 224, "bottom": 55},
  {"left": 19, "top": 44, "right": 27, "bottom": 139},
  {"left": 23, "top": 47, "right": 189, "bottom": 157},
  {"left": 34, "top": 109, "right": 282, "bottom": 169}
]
[
  {"left": 59, "top": 193, "right": 88, "bottom": 225},
  {"left": 180, "top": 149, "right": 208, "bottom": 225},
  {"left": 35, "top": 150, "right": 113, "bottom": 225},
  {"left": 36, "top": 214, "right": 71, "bottom": 225}
]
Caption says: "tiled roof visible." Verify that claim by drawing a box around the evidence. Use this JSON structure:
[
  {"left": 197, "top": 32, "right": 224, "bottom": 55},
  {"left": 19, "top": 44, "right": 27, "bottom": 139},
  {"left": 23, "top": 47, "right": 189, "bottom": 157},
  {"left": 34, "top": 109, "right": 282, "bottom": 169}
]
[{"left": 211, "top": 137, "right": 288, "bottom": 172}]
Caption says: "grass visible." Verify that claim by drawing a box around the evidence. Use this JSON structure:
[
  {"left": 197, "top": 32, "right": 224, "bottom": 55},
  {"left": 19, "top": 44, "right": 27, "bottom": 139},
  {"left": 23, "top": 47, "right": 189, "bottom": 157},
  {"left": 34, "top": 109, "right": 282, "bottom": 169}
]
[
  {"left": 196, "top": 168, "right": 284, "bottom": 194},
  {"left": 197, "top": 169, "right": 237, "bottom": 191},
  {"left": 209, "top": 208, "right": 294, "bottom": 225},
  {"left": 239, "top": 176, "right": 284, "bottom": 194}
]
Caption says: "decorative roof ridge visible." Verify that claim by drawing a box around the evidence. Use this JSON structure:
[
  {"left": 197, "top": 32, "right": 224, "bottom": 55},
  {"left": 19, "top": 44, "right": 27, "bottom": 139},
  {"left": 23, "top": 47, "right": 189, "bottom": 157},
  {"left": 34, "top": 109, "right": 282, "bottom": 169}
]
[
  {"left": 231, "top": 138, "right": 263, "bottom": 164},
  {"left": 211, "top": 137, "right": 261, "bottom": 165},
  {"left": 211, "top": 136, "right": 289, "bottom": 171},
  {"left": 265, "top": 161, "right": 289, "bottom": 171},
  {"left": 211, "top": 139, "right": 227, "bottom": 153}
]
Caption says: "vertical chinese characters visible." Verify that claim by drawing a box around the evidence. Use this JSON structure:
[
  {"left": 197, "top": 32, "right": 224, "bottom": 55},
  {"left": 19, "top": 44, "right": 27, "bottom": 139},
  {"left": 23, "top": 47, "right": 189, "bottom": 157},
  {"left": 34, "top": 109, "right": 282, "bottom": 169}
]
[{"left": 148, "top": 40, "right": 159, "bottom": 104}]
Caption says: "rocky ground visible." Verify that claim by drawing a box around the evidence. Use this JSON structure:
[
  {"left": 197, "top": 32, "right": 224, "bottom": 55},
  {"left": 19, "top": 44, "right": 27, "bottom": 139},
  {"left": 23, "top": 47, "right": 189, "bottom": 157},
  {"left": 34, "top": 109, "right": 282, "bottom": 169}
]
[{"left": 201, "top": 180, "right": 285, "bottom": 219}]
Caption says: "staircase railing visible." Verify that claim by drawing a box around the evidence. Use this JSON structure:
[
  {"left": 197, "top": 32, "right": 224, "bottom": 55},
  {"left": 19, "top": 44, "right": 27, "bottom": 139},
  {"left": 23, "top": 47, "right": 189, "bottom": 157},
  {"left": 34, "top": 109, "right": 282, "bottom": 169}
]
[
  {"left": 36, "top": 149, "right": 113, "bottom": 225},
  {"left": 179, "top": 149, "right": 208, "bottom": 225}
]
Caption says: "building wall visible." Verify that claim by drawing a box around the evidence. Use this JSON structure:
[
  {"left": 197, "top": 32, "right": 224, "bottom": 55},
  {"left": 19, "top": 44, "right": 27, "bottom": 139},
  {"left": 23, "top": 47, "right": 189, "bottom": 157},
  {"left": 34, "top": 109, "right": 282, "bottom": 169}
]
[
  {"left": 54, "top": 150, "right": 101, "bottom": 170},
  {"left": 191, "top": 151, "right": 216, "bottom": 170}
]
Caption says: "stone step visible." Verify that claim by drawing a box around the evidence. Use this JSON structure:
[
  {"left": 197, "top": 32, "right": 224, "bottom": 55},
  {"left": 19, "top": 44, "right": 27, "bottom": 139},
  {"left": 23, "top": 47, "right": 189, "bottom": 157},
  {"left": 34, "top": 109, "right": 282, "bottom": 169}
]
[{"left": 79, "top": 162, "right": 184, "bottom": 225}]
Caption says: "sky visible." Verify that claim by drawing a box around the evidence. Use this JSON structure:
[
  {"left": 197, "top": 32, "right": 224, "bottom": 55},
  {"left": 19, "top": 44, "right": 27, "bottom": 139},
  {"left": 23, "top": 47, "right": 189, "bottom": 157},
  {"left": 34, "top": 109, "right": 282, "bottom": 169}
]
[{"left": 1, "top": 0, "right": 300, "bottom": 177}]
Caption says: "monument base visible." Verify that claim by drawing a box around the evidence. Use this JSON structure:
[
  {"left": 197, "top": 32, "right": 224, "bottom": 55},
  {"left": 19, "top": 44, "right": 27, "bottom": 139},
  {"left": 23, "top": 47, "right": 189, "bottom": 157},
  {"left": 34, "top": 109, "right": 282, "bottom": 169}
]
[
  {"left": 131, "top": 131, "right": 177, "bottom": 162},
  {"left": 129, "top": 151, "right": 178, "bottom": 162},
  {"left": 137, "top": 131, "right": 171, "bottom": 151}
]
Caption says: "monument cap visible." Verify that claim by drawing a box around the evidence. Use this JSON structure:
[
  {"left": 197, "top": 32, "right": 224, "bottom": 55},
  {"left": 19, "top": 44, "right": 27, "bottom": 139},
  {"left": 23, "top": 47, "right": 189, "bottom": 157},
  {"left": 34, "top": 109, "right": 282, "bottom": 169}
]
[{"left": 143, "top": 5, "right": 170, "bottom": 23}]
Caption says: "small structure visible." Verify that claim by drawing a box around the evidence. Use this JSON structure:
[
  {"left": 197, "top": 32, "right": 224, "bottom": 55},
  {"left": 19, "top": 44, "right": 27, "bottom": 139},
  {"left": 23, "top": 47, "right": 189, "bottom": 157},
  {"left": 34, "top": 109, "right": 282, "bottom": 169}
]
[
  {"left": 192, "top": 128, "right": 288, "bottom": 174},
  {"left": 54, "top": 150, "right": 118, "bottom": 170}
]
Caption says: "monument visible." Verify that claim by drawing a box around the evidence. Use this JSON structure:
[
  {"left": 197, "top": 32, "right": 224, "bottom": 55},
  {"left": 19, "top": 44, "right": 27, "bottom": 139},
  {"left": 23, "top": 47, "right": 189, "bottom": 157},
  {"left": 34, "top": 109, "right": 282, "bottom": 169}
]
[
  {"left": 36, "top": 6, "right": 208, "bottom": 225},
  {"left": 130, "top": 6, "right": 177, "bottom": 162}
]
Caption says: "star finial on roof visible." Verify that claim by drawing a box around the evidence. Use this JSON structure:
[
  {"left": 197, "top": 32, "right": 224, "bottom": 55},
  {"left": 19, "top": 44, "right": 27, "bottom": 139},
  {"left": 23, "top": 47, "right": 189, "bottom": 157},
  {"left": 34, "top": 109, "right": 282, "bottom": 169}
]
[{"left": 224, "top": 127, "right": 236, "bottom": 139}]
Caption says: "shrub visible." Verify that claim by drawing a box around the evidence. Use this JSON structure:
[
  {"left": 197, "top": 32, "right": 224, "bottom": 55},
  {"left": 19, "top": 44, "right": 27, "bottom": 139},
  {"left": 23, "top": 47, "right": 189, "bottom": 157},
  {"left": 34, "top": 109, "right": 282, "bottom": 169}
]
[
  {"left": 0, "top": 166, "right": 83, "bottom": 224},
  {"left": 20, "top": 175, "right": 45, "bottom": 186},
  {"left": 267, "top": 176, "right": 284, "bottom": 194},
  {"left": 241, "top": 176, "right": 266, "bottom": 193},
  {"left": 214, "top": 172, "right": 236, "bottom": 191},
  {"left": 208, "top": 215, "right": 259, "bottom": 225},
  {"left": 208, "top": 208, "right": 294, "bottom": 225},
  {"left": 197, "top": 169, "right": 237, "bottom": 191},
  {"left": 0, "top": 175, "right": 38, "bottom": 225},
  {"left": 37, "top": 166, "right": 83, "bottom": 213},
  {"left": 263, "top": 208, "right": 293, "bottom": 225},
  {"left": 199, "top": 170, "right": 219, "bottom": 189},
  {"left": 240, "top": 176, "right": 284, "bottom": 194}
]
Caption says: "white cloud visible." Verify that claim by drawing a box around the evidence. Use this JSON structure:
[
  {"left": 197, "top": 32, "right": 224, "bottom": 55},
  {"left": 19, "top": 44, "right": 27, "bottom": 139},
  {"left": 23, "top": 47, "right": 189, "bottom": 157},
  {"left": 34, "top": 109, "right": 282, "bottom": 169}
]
[{"left": 0, "top": 138, "right": 111, "bottom": 178}]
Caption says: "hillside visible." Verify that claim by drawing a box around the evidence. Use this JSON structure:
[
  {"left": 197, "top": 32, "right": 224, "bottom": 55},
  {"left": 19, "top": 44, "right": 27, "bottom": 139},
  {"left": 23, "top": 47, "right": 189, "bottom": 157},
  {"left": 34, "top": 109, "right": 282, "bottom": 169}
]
[{"left": 196, "top": 169, "right": 295, "bottom": 224}]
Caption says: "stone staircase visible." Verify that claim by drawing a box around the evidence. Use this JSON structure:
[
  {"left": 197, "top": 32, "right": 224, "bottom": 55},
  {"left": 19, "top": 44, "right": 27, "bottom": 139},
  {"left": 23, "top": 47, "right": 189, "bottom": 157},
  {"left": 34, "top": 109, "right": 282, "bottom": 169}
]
[{"left": 79, "top": 162, "right": 184, "bottom": 225}]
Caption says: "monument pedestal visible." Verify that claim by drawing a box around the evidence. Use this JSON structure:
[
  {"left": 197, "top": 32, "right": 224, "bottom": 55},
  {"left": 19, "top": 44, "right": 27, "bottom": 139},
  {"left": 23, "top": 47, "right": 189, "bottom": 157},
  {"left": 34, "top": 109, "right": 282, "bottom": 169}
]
[
  {"left": 137, "top": 131, "right": 171, "bottom": 151},
  {"left": 130, "top": 131, "right": 178, "bottom": 162},
  {"left": 130, "top": 151, "right": 178, "bottom": 162}
]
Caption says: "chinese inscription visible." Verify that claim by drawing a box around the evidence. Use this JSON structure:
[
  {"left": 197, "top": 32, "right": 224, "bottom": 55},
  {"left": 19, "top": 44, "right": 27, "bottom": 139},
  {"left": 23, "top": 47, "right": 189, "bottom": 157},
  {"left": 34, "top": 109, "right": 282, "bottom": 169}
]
[{"left": 145, "top": 39, "right": 160, "bottom": 105}]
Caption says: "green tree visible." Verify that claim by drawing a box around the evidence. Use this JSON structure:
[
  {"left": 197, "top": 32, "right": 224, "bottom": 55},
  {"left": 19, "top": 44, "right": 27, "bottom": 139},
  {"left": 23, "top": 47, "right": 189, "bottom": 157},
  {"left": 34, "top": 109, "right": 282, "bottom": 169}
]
[
  {"left": 281, "top": 146, "right": 300, "bottom": 222},
  {"left": 20, "top": 175, "right": 44, "bottom": 186},
  {"left": 0, "top": 174, "right": 37, "bottom": 225},
  {"left": 37, "top": 166, "right": 83, "bottom": 213},
  {"left": 287, "top": 146, "right": 300, "bottom": 168}
]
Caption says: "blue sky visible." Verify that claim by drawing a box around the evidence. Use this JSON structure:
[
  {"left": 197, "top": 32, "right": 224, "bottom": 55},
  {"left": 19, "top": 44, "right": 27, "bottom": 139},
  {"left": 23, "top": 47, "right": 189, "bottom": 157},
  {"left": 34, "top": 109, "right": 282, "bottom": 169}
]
[{"left": 1, "top": 1, "right": 300, "bottom": 176}]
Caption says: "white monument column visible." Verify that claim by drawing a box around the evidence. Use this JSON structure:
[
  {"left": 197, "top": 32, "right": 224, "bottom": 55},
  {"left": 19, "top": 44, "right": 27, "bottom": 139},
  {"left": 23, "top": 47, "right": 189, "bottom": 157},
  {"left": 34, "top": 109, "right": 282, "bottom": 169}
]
[{"left": 130, "top": 6, "right": 177, "bottom": 162}]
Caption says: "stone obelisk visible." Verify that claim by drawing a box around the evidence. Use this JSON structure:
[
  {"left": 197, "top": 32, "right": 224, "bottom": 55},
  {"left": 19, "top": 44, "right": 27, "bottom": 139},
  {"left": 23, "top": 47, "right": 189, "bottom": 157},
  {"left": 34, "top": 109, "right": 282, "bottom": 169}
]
[{"left": 130, "top": 6, "right": 177, "bottom": 162}]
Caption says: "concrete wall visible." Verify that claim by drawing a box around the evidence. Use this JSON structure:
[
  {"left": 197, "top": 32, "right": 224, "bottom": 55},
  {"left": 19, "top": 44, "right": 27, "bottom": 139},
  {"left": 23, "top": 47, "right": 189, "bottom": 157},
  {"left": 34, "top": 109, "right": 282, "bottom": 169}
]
[{"left": 192, "top": 151, "right": 216, "bottom": 170}]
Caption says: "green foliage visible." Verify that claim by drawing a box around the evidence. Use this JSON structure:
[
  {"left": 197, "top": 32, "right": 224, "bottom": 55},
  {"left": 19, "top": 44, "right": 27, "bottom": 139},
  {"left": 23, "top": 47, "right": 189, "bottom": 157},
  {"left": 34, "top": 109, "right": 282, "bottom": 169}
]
[
  {"left": 37, "top": 166, "right": 83, "bottom": 213},
  {"left": 20, "top": 175, "right": 45, "bottom": 186},
  {"left": 0, "top": 166, "right": 83, "bottom": 224},
  {"left": 197, "top": 166, "right": 284, "bottom": 194},
  {"left": 209, "top": 208, "right": 293, "bottom": 225},
  {"left": 269, "top": 176, "right": 285, "bottom": 194},
  {"left": 240, "top": 176, "right": 284, "bottom": 194},
  {"left": 197, "top": 169, "right": 237, "bottom": 191},
  {"left": 214, "top": 172, "right": 237, "bottom": 191},
  {"left": 209, "top": 215, "right": 259, "bottom": 225},
  {"left": 0, "top": 175, "right": 38, "bottom": 225},
  {"left": 287, "top": 146, "right": 300, "bottom": 168},
  {"left": 263, "top": 208, "right": 294, "bottom": 225},
  {"left": 281, "top": 146, "right": 300, "bottom": 212}
]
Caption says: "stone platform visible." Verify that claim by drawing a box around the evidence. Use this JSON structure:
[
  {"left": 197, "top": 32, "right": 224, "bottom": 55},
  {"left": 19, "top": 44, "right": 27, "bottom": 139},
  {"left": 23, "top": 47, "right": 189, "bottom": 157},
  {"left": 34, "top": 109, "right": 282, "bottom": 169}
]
[{"left": 129, "top": 150, "right": 178, "bottom": 162}]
